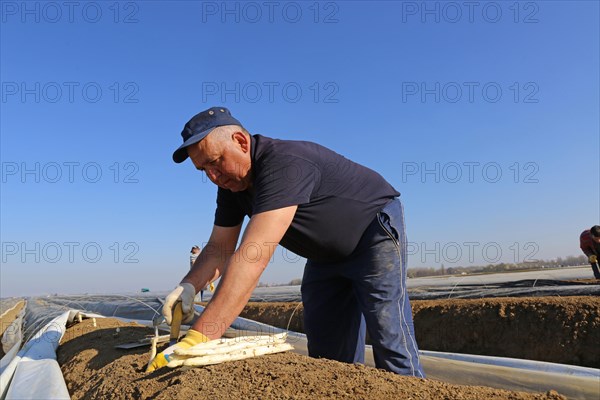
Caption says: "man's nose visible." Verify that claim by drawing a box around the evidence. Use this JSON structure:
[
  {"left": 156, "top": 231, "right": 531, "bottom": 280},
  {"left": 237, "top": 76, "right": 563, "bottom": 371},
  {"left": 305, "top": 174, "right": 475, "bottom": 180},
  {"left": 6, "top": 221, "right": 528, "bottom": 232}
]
[{"left": 206, "top": 168, "right": 221, "bottom": 182}]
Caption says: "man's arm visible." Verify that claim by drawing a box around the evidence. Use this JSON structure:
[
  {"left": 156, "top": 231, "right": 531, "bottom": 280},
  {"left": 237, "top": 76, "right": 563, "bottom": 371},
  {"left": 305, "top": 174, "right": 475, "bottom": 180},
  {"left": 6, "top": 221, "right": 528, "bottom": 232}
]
[
  {"left": 191, "top": 205, "right": 298, "bottom": 340},
  {"left": 181, "top": 224, "right": 242, "bottom": 292}
]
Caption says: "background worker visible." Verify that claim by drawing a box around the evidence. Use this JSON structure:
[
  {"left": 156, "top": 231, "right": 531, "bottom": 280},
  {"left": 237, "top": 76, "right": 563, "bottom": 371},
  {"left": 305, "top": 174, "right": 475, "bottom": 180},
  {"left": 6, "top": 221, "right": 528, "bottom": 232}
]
[
  {"left": 190, "top": 245, "right": 201, "bottom": 268},
  {"left": 579, "top": 225, "right": 600, "bottom": 279},
  {"left": 190, "top": 245, "right": 214, "bottom": 301},
  {"left": 190, "top": 246, "right": 206, "bottom": 301},
  {"left": 148, "top": 107, "right": 424, "bottom": 377}
]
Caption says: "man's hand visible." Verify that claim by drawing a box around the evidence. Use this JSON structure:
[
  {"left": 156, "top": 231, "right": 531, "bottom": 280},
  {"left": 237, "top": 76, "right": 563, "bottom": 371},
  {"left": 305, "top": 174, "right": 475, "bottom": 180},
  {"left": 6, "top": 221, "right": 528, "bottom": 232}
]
[
  {"left": 163, "top": 283, "right": 196, "bottom": 324},
  {"left": 589, "top": 255, "right": 598, "bottom": 264},
  {"left": 146, "top": 329, "right": 209, "bottom": 372}
]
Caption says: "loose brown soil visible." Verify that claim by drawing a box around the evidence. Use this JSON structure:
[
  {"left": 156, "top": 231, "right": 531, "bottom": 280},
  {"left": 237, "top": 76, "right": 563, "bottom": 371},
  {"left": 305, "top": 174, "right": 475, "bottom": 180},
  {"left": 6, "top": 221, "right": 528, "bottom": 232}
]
[
  {"left": 58, "top": 318, "right": 566, "bottom": 400},
  {"left": 239, "top": 296, "right": 600, "bottom": 368},
  {"left": 565, "top": 278, "right": 600, "bottom": 284},
  {"left": 0, "top": 299, "right": 25, "bottom": 359}
]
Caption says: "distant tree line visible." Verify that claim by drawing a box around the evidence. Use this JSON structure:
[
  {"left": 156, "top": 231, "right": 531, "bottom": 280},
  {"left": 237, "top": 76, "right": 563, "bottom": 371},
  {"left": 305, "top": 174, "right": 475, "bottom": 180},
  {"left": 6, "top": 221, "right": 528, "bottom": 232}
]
[
  {"left": 406, "top": 255, "right": 588, "bottom": 278},
  {"left": 257, "top": 278, "right": 302, "bottom": 287}
]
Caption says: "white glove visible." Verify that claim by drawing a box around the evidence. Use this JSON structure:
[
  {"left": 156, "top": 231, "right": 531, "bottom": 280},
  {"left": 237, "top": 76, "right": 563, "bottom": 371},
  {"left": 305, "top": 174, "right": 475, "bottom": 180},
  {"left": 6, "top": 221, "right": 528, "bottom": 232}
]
[{"left": 163, "top": 283, "right": 196, "bottom": 324}]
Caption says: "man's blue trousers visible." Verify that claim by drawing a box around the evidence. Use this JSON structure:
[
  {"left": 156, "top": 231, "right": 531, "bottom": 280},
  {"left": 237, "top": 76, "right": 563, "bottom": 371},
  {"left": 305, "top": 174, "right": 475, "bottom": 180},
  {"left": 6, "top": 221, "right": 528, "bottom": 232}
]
[{"left": 301, "top": 198, "right": 425, "bottom": 377}]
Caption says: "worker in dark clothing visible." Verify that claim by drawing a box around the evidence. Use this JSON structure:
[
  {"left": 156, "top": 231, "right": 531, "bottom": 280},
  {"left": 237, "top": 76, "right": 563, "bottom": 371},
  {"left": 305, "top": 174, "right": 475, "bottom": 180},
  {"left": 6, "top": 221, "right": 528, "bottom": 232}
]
[
  {"left": 580, "top": 225, "right": 600, "bottom": 279},
  {"left": 148, "top": 107, "right": 424, "bottom": 377}
]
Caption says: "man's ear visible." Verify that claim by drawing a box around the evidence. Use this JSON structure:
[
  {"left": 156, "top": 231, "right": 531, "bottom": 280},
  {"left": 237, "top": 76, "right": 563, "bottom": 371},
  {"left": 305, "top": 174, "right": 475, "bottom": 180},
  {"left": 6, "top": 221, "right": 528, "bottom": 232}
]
[{"left": 232, "top": 131, "right": 250, "bottom": 153}]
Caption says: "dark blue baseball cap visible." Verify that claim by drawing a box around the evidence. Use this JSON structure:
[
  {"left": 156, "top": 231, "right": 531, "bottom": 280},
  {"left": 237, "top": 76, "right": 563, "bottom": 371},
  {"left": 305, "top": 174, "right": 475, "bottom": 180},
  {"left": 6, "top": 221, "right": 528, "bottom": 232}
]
[{"left": 172, "top": 107, "right": 242, "bottom": 163}]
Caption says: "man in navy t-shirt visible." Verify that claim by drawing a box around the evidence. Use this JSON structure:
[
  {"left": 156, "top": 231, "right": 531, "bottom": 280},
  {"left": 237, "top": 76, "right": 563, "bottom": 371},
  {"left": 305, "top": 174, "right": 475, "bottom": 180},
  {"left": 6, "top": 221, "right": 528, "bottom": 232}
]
[{"left": 149, "top": 107, "right": 424, "bottom": 377}]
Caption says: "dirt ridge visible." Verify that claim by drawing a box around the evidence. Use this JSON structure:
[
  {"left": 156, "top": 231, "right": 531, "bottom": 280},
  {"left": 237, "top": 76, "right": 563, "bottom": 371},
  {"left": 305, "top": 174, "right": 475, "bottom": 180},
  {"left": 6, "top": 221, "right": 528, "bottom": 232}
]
[
  {"left": 58, "top": 318, "right": 567, "bottom": 400},
  {"left": 238, "top": 296, "right": 600, "bottom": 368}
]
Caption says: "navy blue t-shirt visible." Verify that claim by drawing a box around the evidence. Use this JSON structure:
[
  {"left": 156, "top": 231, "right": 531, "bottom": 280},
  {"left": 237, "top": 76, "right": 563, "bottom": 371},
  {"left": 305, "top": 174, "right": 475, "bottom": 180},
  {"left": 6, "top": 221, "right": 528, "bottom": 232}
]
[{"left": 214, "top": 134, "right": 399, "bottom": 262}]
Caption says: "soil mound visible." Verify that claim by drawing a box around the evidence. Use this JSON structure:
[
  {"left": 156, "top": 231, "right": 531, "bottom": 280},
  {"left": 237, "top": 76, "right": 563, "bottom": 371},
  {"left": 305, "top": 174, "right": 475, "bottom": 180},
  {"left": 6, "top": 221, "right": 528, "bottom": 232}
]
[
  {"left": 239, "top": 296, "right": 600, "bottom": 368},
  {"left": 58, "top": 318, "right": 566, "bottom": 400}
]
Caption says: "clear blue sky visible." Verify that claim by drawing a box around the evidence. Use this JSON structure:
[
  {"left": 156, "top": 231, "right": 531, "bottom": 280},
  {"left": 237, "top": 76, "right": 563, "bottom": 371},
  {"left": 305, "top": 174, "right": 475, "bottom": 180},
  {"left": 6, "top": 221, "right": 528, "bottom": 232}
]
[{"left": 1, "top": 1, "right": 598, "bottom": 297}]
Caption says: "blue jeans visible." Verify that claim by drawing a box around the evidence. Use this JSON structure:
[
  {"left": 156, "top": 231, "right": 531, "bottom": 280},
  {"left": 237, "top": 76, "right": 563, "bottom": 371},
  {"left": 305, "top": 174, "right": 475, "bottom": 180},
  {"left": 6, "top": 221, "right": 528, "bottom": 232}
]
[{"left": 301, "top": 198, "right": 425, "bottom": 377}]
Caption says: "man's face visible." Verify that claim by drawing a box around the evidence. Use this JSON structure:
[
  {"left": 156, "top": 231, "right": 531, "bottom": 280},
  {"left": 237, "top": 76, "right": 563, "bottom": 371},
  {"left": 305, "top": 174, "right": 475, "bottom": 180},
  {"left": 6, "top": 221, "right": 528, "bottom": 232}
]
[
  {"left": 187, "top": 129, "right": 252, "bottom": 192},
  {"left": 592, "top": 236, "right": 600, "bottom": 244}
]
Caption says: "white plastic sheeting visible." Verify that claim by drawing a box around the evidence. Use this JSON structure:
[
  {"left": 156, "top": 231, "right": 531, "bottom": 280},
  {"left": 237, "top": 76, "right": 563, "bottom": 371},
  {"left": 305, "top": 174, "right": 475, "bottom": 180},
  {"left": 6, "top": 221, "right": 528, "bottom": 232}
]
[
  {"left": 5, "top": 359, "right": 69, "bottom": 400},
  {"left": 419, "top": 350, "right": 600, "bottom": 379},
  {"left": 0, "top": 302, "right": 25, "bottom": 376},
  {"left": 1, "top": 309, "right": 69, "bottom": 399},
  {"left": 1, "top": 313, "right": 23, "bottom": 356},
  {"left": 0, "top": 309, "right": 103, "bottom": 400}
]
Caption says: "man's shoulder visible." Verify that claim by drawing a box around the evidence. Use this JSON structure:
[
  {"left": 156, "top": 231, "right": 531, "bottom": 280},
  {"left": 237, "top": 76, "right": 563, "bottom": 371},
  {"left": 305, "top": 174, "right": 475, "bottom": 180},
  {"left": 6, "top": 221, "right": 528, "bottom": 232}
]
[
  {"left": 255, "top": 134, "right": 323, "bottom": 151},
  {"left": 253, "top": 134, "right": 336, "bottom": 164},
  {"left": 580, "top": 230, "right": 592, "bottom": 247}
]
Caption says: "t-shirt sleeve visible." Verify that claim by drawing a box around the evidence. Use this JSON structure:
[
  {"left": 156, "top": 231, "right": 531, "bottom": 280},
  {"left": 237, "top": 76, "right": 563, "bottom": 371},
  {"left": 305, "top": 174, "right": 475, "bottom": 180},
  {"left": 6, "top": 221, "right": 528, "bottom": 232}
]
[
  {"left": 253, "top": 155, "right": 321, "bottom": 214},
  {"left": 214, "top": 187, "right": 246, "bottom": 227}
]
